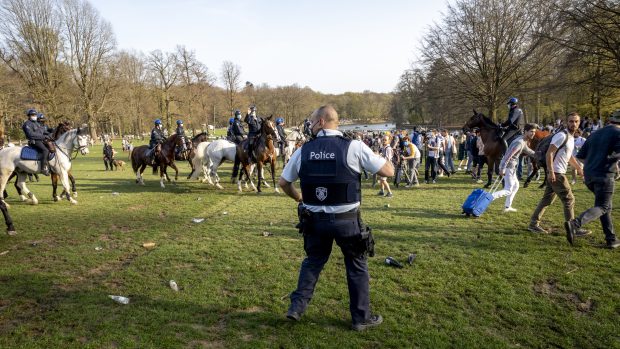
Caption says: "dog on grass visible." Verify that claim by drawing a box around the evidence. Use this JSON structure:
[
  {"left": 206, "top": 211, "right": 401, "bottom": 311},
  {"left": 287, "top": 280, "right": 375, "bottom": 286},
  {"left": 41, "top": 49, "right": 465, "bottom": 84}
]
[{"left": 112, "top": 160, "right": 126, "bottom": 171}]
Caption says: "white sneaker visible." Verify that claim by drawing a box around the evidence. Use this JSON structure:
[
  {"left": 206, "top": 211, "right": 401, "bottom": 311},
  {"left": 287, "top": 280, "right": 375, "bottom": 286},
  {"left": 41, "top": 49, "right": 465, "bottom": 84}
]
[
  {"left": 570, "top": 180, "right": 576, "bottom": 185},
  {"left": 503, "top": 207, "right": 517, "bottom": 213}
]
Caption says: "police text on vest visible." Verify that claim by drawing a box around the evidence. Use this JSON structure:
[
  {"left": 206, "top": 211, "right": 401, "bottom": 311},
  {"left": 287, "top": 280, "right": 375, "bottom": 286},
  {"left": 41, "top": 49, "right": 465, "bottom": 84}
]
[{"left": 309, "top": 151, "right": 335, "bottom": 160}]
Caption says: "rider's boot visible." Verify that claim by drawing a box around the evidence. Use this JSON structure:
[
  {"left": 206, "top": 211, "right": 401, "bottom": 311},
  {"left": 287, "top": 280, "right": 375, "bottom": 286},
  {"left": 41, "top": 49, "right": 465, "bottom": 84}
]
[{"left": 41, "top": 161, "right": 50, "bottom": 176}]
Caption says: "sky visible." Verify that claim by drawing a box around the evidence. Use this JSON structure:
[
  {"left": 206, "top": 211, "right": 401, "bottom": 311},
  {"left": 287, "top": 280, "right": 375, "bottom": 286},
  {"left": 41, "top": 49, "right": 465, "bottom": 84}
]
[{"left": 89, "top": 0, "right": 448, "bottom": 94}]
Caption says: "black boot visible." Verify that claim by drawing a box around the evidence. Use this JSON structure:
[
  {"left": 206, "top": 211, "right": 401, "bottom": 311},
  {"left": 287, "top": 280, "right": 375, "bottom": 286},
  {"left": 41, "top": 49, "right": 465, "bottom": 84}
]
[{"left": 41, "top": 162, "right": 50, "bottom": 176}]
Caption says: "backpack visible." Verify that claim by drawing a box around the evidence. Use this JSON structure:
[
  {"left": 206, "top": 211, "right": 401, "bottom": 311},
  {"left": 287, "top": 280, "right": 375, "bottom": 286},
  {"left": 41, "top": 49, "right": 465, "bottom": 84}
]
[{"left": 534, "top": 129, "right": 569, "bottom": 168}]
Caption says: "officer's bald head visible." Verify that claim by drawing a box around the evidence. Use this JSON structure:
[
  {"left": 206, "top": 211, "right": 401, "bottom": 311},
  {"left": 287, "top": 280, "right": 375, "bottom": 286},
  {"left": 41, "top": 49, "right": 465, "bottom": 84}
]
[{"left": 311, "top": 105, "right": 339, "bottom": 128}]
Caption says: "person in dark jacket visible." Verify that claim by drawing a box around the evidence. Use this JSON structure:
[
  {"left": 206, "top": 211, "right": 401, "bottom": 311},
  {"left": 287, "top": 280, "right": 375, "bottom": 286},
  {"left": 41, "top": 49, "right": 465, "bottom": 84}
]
[
  {"left": 500, "top": 97, "right": 524, "bottom": 148},
  {"left": 275, "top": 117, "right": 287, "bottom": 156},
  {"left": 244, "top": 105, "right": 262, "bottom": 161},
  {"left": 226, "top": 117, "right": 235, "bottom": 141},
  {"left": 231, "top": 110, "right": 245, "bottom": 144},
  {"left": 566, "top": 109, "right": 620, "bottom": 249},
  {"left": 149, "top": 119, "right": 165, "bottom": 164},
  {"left": 175, "top": 119, "right": 187, "bottom": 153},
  {"left": 22, "top": 108, "right": 50, "bottom": 175},
  {"left": 103, "top": 142, "right": 115, "bottom": 170},
  {"left": 37, "top": 113, "right": 54, "bottom": 138}
]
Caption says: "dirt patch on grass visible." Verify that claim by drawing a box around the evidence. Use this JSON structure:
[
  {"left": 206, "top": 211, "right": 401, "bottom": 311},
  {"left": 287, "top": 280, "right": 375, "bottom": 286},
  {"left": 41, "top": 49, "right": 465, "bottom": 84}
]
[
  {"left": 239, "top": 306, "right": 263, "bottom": 313},
  {"left": 533, "top": 279, "right": 558, "bottom": 295},
  {"left": 533, "top": 279, "right": 595, "bottom": 314},
  {"left": 127, "top": 205, "right": 145, "bottom": 211}
]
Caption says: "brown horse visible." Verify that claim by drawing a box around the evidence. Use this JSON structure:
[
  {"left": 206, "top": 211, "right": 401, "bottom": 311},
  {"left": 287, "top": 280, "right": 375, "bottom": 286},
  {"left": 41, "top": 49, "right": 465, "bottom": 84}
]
[
  {"left": 131, "top": 134, "right": 184, "bottom": 188},
  {"left": 464, "top": 110, "right": 506, "bottom": 188},
  {"left": 523, "top": 129, "right": 551, "bottom": 188},
  {"left": 232, "top": 116, "right": 279, "bottom": 193}
]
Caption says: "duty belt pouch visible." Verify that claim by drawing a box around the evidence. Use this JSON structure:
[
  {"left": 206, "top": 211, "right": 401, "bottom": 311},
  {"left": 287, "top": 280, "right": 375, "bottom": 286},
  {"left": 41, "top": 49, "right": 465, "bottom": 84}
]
[
  {"left": 357, "top": 212, "right": 375, "bottom": 257},
  {"left": 295, "top": 203, "right": 312, "bottom": 235}
]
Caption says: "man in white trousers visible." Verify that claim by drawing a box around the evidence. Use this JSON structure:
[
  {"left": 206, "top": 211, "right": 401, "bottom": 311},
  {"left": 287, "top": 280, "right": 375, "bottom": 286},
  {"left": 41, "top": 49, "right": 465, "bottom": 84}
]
[{"left": 492, "top": 123, "right": 537, "bottom": 212}]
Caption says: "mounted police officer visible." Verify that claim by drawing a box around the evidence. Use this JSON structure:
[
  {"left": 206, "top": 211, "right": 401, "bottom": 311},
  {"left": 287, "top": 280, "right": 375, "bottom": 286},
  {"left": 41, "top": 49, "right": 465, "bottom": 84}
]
[
  {"left": 303, "top": 118, "right": 312, "bottom": 138},
  {"left": 231, "top": 110, "right": 245, "bottom": 144},
  {"left": 149, "top": 119, "right": 165, "bottom": 164},
  {"left": 499, "top": 97, "right": 524, "bottom": 148},
  {"left": 37, "top": 113, "right": 54, "bottom": 138},
  {"left": 275, "top": 117, "right": 287, "bottom": 156},
  {"left": 22, "top": 108, "right": 50, "bottom": 175},
  {"left": 279, "top": 105, "right": 394, "bottom": 331},
  {"left": 175, "top": 119, "right": 188, "bottom": 155},
  {"left": 244, "top": 105, "right": 262, "bottom": 161},
  {"left": 226, "top": 117, "right": 235, "bottom": 141}
]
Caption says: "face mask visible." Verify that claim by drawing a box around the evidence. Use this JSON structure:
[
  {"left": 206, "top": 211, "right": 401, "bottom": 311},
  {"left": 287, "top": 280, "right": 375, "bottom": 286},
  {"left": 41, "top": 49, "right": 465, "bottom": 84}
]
[
  {"left": 403, "top": 141, "right": 409, "bottom": 146},
  {"left": 30, "top": 116, "right": 37, "bottom": 121}
]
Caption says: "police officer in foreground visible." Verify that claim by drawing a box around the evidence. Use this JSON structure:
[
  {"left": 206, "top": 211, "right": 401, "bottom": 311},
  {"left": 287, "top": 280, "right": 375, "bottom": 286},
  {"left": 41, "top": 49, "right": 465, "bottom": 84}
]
[
  {"left": 22, "top": 108, "right": 50, "bottom": 175},
  {"left": 245, "top": 105, "right": 261, "bottom": 161},
  {"left": 231, "top": 110, "right": 246, "bottom": 144},
  {"left": 279, "top": 105, "right": 394, "bottom": 331},
  {"left": 149, "top": 119, "right": 165, "bottom": 164},
  {"left": 499, "top": 97, "right": 524, "bottom": 148}
]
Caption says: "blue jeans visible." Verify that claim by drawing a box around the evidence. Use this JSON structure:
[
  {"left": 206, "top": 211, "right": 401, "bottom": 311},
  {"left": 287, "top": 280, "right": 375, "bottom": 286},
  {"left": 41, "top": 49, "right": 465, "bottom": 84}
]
[{"left": 575, "top": 177, "right": 615, "bottom": 242}]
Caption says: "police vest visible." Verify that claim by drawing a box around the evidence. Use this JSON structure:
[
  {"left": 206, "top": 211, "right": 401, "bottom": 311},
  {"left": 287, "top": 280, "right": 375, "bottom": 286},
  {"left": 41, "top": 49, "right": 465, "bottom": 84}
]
[{"left": 299, "top": 136, "right": 361, "bottom": 206}]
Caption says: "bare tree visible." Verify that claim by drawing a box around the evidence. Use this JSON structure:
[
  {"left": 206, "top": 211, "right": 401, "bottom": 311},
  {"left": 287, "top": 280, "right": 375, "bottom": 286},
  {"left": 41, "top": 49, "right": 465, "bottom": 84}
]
[
  {"left": 148, "top": 49, "right": 178, "bottom": 130},
  {"left": 0, "top": 0, "right": 67, "bottom": 119},
  {"left": 61, "top": 0, "right": 116, "bottom": 138},
  {"left": 423, "top": 0, "right": 560, "bottom": 120},
  {"left": 220, "top": 60, "right": 241, "bottom": 116},
  {"left": 176, "top": 45, "right": 211, "bottom": 125}
]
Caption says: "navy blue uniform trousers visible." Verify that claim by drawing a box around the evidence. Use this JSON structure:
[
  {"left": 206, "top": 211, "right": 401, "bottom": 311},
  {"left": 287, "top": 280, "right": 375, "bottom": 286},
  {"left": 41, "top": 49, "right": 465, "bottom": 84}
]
[{"left": 289, "top": 214, "right": 370, "bottom": 324}]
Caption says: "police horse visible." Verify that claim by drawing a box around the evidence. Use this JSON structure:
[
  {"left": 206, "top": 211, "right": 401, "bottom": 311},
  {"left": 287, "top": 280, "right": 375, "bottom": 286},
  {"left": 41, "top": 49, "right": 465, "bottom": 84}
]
[
  {"left": 131, "top": 134, "right": 184, "bottom": 188},
  {"left": 232, "top": 116, "right": 280, "bottom": 194},
  {"left": 277, "top": 128, "right": 305, "bottom": 166},
  {"left": 189, "top": 139, "right": 265, "bottom": 191},
  {"left": 0, "top": 126, "right": 90, "bottom": 206},
  {"left": 4, "top": 122, "right": 79, "bottom": 202},
  {"left": 463, "top": 110, "right": 507, "bottom": 188}
]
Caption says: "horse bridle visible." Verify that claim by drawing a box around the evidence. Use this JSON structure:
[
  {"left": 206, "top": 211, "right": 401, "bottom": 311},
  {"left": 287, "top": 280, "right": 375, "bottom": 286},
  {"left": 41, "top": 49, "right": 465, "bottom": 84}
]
[{"left": 54, "top": 130, "right": 89, "bottom": 161}]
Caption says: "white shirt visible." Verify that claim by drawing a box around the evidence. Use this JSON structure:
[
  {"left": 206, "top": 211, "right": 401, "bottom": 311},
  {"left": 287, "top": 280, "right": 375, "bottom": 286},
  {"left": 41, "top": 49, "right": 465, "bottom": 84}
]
[
  {"left": 280, "top": 129, "right": 386, "bottom": 213},
  {"left": 550, "top": 131, "right": 574, "bottom": 174}
]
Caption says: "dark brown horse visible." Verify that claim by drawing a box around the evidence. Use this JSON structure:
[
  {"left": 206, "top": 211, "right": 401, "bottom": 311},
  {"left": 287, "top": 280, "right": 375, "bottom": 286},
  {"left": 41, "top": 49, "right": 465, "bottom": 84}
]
[
  {"left": 464, "top": 110, "right": 506, "bottom": 188},
  {"left": 0, "top": 199, "right": 15, "bottom": 235},
  {"left": 131, "top": 134, "right": 184, "bottom": 188},
  {"left": 232, "top": 116, "right": 279, "bottom": 193},
  {"left": 523, "top": 129, "right": 551, "bottom": 188}
]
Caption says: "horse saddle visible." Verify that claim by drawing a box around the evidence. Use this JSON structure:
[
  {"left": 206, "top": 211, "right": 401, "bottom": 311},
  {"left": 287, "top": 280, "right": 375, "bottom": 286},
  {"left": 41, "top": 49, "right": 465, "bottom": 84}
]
[{"left": 20, "top": 146, "right": 56, "bottom": 161}]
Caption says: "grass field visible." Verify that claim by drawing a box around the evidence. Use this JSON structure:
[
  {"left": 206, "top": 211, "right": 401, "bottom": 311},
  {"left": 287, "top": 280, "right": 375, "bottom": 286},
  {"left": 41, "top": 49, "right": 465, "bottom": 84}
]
[{"left": 0, "top": 143, "right": 618, "bottom": 349}]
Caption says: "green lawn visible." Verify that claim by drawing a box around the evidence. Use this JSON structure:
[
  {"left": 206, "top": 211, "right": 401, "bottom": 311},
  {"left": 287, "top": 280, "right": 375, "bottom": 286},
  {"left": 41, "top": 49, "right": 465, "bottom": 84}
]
[{"left": 0, "top": 144, "right": 618, "bottom": 348}]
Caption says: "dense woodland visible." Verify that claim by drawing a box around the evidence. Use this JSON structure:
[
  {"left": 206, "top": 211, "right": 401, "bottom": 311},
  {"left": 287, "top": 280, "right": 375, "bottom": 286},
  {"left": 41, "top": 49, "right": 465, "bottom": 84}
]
[
  {"left": 0, "top": 0, "right": 618, "bottom": 141},
  {"left": 390, "top": 0, "right": 620, "bottom": 128}
]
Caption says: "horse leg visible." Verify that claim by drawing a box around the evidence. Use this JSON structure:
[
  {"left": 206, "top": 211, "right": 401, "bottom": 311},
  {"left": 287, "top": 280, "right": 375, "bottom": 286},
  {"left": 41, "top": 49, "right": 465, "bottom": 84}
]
[
  {"left": 138, "top": 164, "right": 146, "bottom": 185},
  {"left": 271, "top": 159, "right": 280, "bottom": 194},
  {"left": 9, "top": 172, "right": 25, "bottom": 201},
  {"left": 169, "top": 162, "right": 179, "bottom": 183},
  {"left": 484, "top": 158, "right": 493, "bottom": 188},
  {"left": 70, "top": 172, "right": 77, "bottom": 198},
  {"left": 16, "top": 173, "right": 37, "bottom": 205},
  {"left": 160, "top": 166, "right": 166, "bottom": 189},
  {"left": 0, "top": 169, "right": 12, "bottom": 209},
  {"left": 59, "top": 171, "right": 77, "bottom": 204},
  {"left": 52, "top": 173, "right": 60, "bottom": 202},
  {"left": 0, "top": 200, "right": 16, "bottom": 235},
  {"left": 256, "top": 163, "right": 263, "bottom": 193},
  {"left": 261, "top": 166, "right": 270, "bottom": 188}
]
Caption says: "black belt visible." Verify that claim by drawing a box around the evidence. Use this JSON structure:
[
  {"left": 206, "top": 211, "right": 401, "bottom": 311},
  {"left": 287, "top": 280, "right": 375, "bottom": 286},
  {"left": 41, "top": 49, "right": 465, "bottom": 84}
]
[{"left": 310, "top": 210, "right": 358, "bottom": 221}]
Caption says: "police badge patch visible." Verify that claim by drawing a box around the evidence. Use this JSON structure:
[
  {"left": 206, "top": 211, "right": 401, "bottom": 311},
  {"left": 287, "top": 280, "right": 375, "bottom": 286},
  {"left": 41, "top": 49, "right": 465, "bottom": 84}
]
[{"left": 315, "top": 187, "right": 328, "bottom": 201}]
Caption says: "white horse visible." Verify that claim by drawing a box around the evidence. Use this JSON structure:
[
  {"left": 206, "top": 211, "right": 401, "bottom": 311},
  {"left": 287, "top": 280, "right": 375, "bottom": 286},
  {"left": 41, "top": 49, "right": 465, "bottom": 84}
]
[
  {"left": 283, "top": 128, "right": 305, "bottom": 164},
  {"left": 0, "top": 127, "right": 90, "bottom": 206},
  {"left": 191, "top": 139, "right": 275, "bottom": 192}
]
